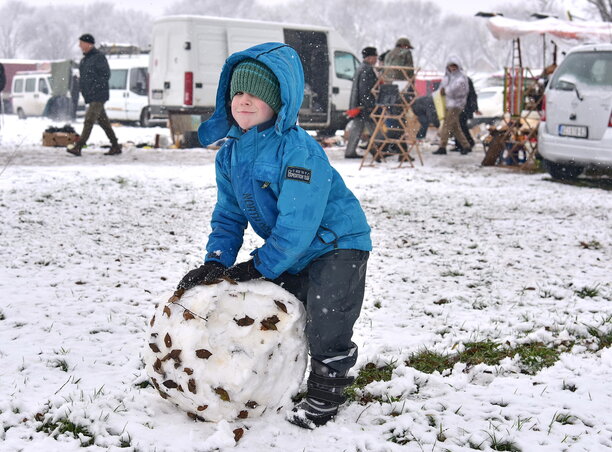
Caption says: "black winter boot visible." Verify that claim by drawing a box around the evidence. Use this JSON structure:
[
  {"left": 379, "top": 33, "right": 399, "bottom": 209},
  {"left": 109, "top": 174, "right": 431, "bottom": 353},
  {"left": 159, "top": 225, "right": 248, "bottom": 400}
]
[
  {"left": 433, "top": 147, "right": 447, "bottom": 155},
  {"left": 287, "top": 359, "right": 354, "bottom": 429},
  {"left": 66, "top": 143, "right": 82, "bottom": 156},
  {"left": 104, "top": 143, "right": 122, "bottom": 155}
]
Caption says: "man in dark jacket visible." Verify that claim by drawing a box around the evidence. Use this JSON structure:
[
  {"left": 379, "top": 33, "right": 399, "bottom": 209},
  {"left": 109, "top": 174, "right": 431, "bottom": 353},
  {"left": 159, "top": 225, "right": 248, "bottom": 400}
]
[
  {"left": 0, "top": 62, "right": 6, "bottom": 94},
  {"left": 0, "top": 62, "right": 5, "bottom": 131},
  {"left": 67, "top": 33, "right": 121, "bottom": 156},
  {"left": 345, "top": 46, "right": 378, "bottom": 158}
]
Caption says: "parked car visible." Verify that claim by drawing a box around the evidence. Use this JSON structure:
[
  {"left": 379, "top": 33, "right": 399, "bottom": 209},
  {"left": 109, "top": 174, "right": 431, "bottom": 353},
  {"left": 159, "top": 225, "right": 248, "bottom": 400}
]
[
  {"left": 473, "top": 86, "right": 504, "bottom": 123},
  {"left": 11, "top": 71, "right": 53, "bottom": 118},
  {"left": 538, "top": 43, "right": 612, "bottom": 179}
]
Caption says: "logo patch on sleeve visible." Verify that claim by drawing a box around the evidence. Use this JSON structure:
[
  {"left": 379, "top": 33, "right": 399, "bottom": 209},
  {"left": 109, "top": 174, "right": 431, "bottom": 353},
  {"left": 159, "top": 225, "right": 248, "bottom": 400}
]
[{"left": 285, "top": 166, "right": 312, "bottom": 183}]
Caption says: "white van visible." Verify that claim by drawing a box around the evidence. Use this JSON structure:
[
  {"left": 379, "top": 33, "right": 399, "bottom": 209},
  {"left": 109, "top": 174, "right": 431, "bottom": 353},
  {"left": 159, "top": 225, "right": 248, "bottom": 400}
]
[
  {"left": 149, "top": 15, "right": 359, "bottom": 137},
  {"left": 107, "top": 55, "right": 152, "bottom": 126},
  {"left": 11, "top": 71, "right": 53, "bottom": 118}
]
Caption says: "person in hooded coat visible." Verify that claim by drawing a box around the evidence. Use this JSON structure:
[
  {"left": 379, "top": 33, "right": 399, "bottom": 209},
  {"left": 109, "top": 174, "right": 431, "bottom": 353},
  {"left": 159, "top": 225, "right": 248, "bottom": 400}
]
[
  {"left": 433, "top": 56, "right": 472, "bottom": 155},
  {"left": 176, "top": 42, "right": 372, "bottom": 429}
]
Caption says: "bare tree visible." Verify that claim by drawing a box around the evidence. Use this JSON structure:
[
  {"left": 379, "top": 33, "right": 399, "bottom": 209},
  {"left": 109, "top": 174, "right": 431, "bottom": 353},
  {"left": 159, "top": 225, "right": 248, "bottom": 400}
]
[
  {"left": 587, "top": 0, "right": 612, "bottom": 21},
  {"left": 0, "top": 0, "right": 34, "bottom": 58}
]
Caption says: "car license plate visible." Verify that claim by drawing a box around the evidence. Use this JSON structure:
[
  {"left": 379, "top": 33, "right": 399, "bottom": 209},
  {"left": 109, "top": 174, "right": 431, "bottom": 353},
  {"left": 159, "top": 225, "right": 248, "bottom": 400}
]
[
  {"left": 152, "top": 90, "right": 163, "bottom": 100},
  {"left": 558, "top": 124, "right": 588, "bottom": 138}
]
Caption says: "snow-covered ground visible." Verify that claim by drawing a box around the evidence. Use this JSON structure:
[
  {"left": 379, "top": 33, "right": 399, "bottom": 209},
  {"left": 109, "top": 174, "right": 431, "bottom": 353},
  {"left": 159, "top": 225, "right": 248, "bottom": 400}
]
[{"left": 0, "top": 115, "right": 611, "bottom": 452}]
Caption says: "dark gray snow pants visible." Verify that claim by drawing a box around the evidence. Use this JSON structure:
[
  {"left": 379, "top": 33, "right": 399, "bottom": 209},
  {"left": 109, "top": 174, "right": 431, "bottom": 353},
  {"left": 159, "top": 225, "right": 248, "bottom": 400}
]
[{"left": 272, "top": 249, "right": 369, "bottom": 373}]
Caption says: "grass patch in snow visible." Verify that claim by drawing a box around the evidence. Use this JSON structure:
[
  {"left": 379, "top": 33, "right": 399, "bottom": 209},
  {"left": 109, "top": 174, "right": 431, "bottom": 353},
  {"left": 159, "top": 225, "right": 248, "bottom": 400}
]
[
  {"left": 345, "top": 361, "right": 396, "bottom": 403},
  {"left": 579, "top": 240, "right": 602, "bottom": 250},
  {"left": 574, "top": 285, "right": 600, "bottom": 299},
  {"left": 585, "top": 324, "right": 612, "bottom": 350},
  {"left": 486, "top": 432, "right": 521, "bottom": 451},
  {"left": 37, "top": 416, "right": 94, "bottom": 447},
  {"left": 49, "top": 358, "right": 70, "bottom": 372},
  {"left": 406, "top": 341, "right": 560, "bottom": 376}
]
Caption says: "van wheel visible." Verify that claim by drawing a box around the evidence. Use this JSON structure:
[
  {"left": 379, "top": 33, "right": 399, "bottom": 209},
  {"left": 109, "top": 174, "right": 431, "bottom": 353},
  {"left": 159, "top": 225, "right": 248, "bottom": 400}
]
[
  {"left": 139, "top": 107, "right": 151, "bottom": 127},
  {"left": 17, "top": 108, "right": 26, "bottom": 120},
  {"left": 543, "top": 159, "right": 584, "bottom": 180}
]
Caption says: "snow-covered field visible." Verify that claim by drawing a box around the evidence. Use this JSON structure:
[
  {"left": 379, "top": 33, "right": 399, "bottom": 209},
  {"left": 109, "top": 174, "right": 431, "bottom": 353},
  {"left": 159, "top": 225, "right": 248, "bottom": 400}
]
[{"left": 0, "top": 115, "right": 611, "bottom": 452}]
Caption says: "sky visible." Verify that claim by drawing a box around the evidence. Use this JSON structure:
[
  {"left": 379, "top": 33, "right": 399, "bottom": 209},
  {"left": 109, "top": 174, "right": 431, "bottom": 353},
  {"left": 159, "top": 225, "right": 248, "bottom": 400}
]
[{"left": 0, "top": 0, "right": 586, "bottom": 19}]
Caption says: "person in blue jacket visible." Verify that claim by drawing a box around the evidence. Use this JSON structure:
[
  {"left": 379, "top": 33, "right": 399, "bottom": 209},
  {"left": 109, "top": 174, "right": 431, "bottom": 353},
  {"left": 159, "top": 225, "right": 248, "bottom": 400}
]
[{"left": 176, "top": 42, "right": 372, "bottom": 429}]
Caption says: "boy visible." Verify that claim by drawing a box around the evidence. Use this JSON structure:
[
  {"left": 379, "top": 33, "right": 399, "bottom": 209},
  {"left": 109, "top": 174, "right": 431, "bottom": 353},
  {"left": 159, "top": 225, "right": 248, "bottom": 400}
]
[{"left": 176, "top": 42, "right": 372, "bottom": 429}]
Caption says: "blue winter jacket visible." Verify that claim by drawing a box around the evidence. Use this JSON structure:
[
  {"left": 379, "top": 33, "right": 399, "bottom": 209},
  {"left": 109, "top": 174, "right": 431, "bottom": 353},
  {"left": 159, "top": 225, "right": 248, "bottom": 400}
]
[{"left": 198, "top": 42, "right": 372, "bottom": 279}]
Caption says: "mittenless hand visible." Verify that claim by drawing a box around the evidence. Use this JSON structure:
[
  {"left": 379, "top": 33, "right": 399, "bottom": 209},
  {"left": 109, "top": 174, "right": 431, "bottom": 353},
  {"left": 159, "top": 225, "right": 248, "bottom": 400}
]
[
  {"left": 224, "top": 259, "right": 262, "bottom": 283},
  {"left": 177, "top": 261, "right": 227, "bottom": 290}
]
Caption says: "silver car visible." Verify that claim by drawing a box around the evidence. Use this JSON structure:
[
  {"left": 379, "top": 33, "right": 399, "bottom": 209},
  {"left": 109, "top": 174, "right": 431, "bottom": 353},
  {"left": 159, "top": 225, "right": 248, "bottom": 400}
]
[{"left": 538, "top": 43, "right": 612, "bottom": 179}]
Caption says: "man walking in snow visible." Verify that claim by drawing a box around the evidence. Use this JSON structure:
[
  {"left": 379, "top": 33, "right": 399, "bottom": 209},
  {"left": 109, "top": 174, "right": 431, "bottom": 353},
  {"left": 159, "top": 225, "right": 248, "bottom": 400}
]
[{"left": 67, "top": 33, "right": 121, "bottom": 156}]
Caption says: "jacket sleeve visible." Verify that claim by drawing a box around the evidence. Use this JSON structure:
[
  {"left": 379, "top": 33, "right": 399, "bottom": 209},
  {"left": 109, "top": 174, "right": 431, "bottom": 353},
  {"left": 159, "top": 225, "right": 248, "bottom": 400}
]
[
  {"left": 97, "top": 54, "right": 110, "bottom": 81},
  {"left": 254, "top": 139, "right": 332, "bottom": 279},
  {"left": 205, "top": 146, "right": 248, "bottom": 267}
]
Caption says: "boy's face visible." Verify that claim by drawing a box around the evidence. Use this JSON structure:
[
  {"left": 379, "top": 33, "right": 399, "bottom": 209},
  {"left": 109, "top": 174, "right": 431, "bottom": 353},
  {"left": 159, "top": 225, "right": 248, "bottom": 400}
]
[{"left": 231, "top": 92, "right": 275, "bottom": 130}]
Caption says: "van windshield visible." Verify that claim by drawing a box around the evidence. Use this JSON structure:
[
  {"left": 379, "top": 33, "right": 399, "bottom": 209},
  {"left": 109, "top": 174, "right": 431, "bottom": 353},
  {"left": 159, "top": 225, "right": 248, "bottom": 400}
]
[{"left": 551, "top": 51, "right": 612, "bottom": 89}]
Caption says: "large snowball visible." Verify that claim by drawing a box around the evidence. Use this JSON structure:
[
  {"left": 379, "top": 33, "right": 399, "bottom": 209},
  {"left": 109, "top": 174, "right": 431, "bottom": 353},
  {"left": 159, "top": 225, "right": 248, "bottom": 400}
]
[{"left": 144, "top": 280, "right": 308, "bottom": 422}]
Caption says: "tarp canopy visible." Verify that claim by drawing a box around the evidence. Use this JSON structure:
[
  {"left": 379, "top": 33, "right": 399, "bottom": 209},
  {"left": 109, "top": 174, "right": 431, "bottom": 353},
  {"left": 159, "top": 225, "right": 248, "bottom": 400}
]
[{"left": 487, "top": 16, "right": 612, "bottom": 44}]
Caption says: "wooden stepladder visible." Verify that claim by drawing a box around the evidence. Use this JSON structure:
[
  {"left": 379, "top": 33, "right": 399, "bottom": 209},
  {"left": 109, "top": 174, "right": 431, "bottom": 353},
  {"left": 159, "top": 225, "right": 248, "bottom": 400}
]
[{"left": 359, "top": 66, "right": 423, "bottom": 169}]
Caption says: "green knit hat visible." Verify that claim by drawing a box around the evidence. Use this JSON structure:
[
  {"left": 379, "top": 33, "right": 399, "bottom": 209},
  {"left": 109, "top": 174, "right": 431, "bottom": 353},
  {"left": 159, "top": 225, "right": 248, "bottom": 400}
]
[{"left": 230, "top": 59, "right": 282, "bottom": 113}]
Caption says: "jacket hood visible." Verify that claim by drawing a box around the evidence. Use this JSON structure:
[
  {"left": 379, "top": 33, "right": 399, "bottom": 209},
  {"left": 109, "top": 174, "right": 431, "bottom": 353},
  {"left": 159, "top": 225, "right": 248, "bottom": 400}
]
[
  {"left": 198, "top": 42, "right": 304, "bottom": 146},
  {"left": 445, "top": 55, "right": 464, "bottom": 72}
]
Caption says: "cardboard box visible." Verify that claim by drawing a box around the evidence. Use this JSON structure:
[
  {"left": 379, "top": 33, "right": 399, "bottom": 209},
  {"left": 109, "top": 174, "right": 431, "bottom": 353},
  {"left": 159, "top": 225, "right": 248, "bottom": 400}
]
[{"left": 42, "top": 132, "right": 80, "bottom": 147}]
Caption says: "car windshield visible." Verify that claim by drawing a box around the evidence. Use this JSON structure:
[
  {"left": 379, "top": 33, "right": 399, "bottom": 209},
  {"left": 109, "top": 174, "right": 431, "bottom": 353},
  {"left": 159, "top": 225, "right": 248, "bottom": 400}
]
[{"left": 550, "top": 51, "right": 612, "bottom": 89}]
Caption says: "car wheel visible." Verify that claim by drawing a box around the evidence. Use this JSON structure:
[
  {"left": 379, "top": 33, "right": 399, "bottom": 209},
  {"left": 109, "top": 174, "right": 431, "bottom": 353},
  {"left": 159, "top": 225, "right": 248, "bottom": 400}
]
[
  {"left": 139, "top": 107, "right": 151, "bottom": 127},
  {"left": 17, "top": 107, "right": 26, "bottom": 119},
  {"left": 543, "top": 159, "right": 584, "bottom": 180}
]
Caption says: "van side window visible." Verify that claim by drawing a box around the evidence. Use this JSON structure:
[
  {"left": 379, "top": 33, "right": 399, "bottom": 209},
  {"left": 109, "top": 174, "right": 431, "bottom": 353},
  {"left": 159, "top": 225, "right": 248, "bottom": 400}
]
[
  {"left": 334, "top": 51, "right": 359, "bottom": 81},
  {"left": 25, "top": 78, "right": 36, "bottom": 93},
  {"left": 129, "top": 67, "right": 148, "bottom": 96},
  {"left": 109, "top": 69, "right": 128, "bottom": 90},
  {"left": 39, "top": 78, "right": 49, "bottom": 94},
  {"left": 14, "top": 79, "right": 24, "bottom": 93}
]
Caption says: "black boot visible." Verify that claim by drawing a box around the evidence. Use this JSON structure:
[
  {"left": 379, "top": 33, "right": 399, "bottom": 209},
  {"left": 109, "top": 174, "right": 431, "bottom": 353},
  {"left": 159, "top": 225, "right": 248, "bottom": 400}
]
[
  {"left": 433, "top": 147, "right": 447, "bottom": 155},
  {"left": 66, "top": 143, "right": 82, "bottom": 156},
  {"left": 287, "top": 359, "right": 354, "bottom": 429},
  {"left": 105, "top": 143, "right": 122, "bottom": 155}
]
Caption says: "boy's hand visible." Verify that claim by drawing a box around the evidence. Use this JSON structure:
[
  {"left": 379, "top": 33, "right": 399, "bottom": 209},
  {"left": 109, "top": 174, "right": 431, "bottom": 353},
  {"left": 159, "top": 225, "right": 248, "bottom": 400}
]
[
  {"left": 224, "top": 259, "right": 262, "bottom": 283},
  {"left": 177, "top": 261, "right": 227, "bottom": 290}
]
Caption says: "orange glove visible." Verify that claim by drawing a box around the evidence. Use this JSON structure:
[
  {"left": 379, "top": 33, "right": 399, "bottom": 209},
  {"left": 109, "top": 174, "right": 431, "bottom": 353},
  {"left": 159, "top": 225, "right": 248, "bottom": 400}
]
[{"left": 345, "top": 107, "right": 362, "bottom": 118}]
